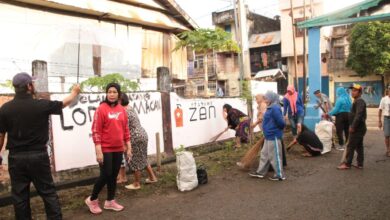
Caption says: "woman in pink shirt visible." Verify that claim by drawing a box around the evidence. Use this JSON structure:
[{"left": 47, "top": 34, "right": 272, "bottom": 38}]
[{"left": 85, "top": 83, "right": 132, "bottom": 214}]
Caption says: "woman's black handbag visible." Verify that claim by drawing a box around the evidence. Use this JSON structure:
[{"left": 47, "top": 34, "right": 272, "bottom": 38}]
[{"left": 196, "top": 166, "right": 208, "bottom": 185}]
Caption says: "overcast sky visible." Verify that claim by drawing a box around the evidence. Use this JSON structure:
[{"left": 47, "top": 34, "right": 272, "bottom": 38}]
[{"left": 175, "top": 0, "right": 366, "bottom": 28}]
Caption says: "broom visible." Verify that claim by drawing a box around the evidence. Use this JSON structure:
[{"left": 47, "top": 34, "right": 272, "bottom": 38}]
[
  {"left": 340, "top": 137, "right": 349, "bottom": 164},
  {"left": 209, "top": 129, "right": 227, "bottom": 142},
  {"left": 237, "top": 136, "right": 264, "bottom": 170}
]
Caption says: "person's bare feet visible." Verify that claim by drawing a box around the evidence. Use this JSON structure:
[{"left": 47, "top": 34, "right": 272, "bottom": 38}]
[
  {"left": 337, "top": 163, "right": 351, "bottom": 170},
  {"left": 302, "top": 152, "right": 312, "bottom": 157}
]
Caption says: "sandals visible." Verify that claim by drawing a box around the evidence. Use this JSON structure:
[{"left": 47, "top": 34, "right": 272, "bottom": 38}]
[
  {"left": 337, "top": 163, "right": 351, "bottom": 170},
  {"left": 352, "top": 164, "right": 363, "bottom": 169},
  {"left": 145, "top": 178, "right": 158, "bottom": 184},
  {"left": 125, "top": 184, "right": 141, "bottom": 190},
  {"left": 302, "top": 153, "right": 312, "bottom": 157}
]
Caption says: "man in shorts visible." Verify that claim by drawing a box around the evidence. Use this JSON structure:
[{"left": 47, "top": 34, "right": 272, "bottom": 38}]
[{"left": 378, "top": 87, "right": 390, "bottom": 157}]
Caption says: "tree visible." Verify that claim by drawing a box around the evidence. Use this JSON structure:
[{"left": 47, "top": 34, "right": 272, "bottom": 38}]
[
  {"left": 174, "top": 28, "right": 240, "bottom": 95},
  {"left": 80, "top": 73, "right": 139, "bottom": 92},
  {"left": 347, "top": 21, "right": 390, "bottom": 76}
]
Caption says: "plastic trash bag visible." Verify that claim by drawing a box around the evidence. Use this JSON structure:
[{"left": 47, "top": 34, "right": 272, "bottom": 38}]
[
  {"left": 315, "top": 120, "right": 333, "bottom": 154},
  {"left": 176, "top": 151, "right": 198, "bottom": 191}
]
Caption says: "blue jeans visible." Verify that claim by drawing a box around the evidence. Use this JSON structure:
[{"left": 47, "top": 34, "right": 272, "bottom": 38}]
[{"left": 289, "top": 115, "right": 304, "bottom": 136}]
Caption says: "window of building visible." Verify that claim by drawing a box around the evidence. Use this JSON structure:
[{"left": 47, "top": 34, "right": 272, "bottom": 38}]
[
  {"left": 334, "top": 38, "right": 344, "bottom": 45},
  {"left": 208, "top": 81, "right": 216, "bottom": 91},
  {"left": 333, "top": 47, "right": 345, "bottom": 59},
  {"left": 224, "top": 24, "right": 231, "bottom": 33},
  {"left": 197, "top": 85, "right": 205, "bottom": 92},
  {"left": 194, "top": 55, "right": 204, "bottom": 69}
]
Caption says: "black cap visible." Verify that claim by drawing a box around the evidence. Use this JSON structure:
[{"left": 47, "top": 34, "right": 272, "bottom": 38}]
[
  {"left": 12, "top": 72, "right": 33, "bottom": 88},
  {"left": 313, "top": 89, "right": 321, "bottom": 94}
]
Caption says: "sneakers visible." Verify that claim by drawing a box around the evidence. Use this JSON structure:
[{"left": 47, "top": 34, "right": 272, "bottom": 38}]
[
  {"left": 335, "top": 145, "right": 345, "bottom": 151},
  {"left": 85, "top": 196, "right": 102, "bottom": 214},
  {"left": 269, "top": 176, "right": 286, "bottom": 181},
  {"left": 248, "top": 171, "right": 264, "bottom": 178},
  {"left": 104, "top": 200, "right": 124, "bottom": 212}
]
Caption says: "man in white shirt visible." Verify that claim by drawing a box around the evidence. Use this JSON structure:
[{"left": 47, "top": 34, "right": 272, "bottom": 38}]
[
  {"left": 314, "top": 90, "right": 333, "bottom": 113},
  {"left": 378, "top": 87, "right": 390, "bottom": 157}
]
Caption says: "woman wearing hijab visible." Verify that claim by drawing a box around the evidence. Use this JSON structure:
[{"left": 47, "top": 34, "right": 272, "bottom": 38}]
[
  {"left": 249, "top": 91, "right": 286, "bottom": 181},
  {"left": 223, "top": 104, "right": 250, "bottom": 148},
  {"left": 85, "top": 83, "right": 132, "bottom": 214},
  {"left": 327, "top": 87, "right": 352, "bottom": 150},
  {"left": 283, "top": 85, "right": 305, "bottom": 136}
]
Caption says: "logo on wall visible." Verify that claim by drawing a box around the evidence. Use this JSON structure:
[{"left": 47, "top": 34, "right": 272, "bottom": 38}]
[{"left": 175, "top": 104, "right": 183, "bottom": 127}]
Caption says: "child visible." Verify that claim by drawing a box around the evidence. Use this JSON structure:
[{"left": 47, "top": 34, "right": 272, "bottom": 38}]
[{"left": 249, "top": 91, "right": 286, "bottom": 181}]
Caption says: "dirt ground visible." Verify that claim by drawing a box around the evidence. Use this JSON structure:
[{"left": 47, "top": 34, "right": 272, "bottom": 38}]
[
  {"left": 1, "top": 109, "right": 389, "bottom": 220},
  {"left": 61, "top": 129, "right": 389, "bottom": 220}
]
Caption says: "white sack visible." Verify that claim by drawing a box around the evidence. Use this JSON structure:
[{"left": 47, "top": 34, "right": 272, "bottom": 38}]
[
  {"left": 315, "top": 120, "right": 333, "bottom": 154},
  {"left": 176, "top": 151, "right": 198, "bottom": 191}
]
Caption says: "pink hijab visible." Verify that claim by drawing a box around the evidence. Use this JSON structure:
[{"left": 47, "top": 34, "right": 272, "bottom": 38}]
[{"left": 285, "top": 85, "right": 298, "bottom": 115}]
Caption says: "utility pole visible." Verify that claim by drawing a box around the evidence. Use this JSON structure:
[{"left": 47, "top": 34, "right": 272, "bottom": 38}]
[
  {"left": 290, "top": 0, "right": 299, "bottom": 91},
  {"left": 232, "top": 0, "right": 244, "bottom": 95},
  {"left": 302, "top": 0, "right": 307, "bottom": 103},
  {"left": 237, "top": 0, "right": 251, "bottom": 80}
]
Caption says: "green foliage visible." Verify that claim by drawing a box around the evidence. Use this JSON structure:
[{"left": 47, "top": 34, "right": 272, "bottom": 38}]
[
  {"left": 347, "top": 21, "right": 390, "bottom": 76},
  {"left": 240, "top": 80, "right": 252, "bottom": 102},
  {"left": 80, "top": 73, "right": 139, "bottom": 92},
  {"left": 174, "top": 145, "right": 186, "bottom": 155},
  {"left": 0, "top": 80, "right": 12, "bottom": 89},
  {"left": 174, "top": 28, "right": 240, "bottom": 53}
]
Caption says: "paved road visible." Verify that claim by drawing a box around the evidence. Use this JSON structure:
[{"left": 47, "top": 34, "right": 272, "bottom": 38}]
[{"left": 69, "top": 109, "right": 390, "bottom": 220}]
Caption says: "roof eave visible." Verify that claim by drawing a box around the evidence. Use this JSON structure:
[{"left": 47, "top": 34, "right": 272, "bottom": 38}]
[{"left": 298, "top": 0, "right": 385, "bottom": 29}]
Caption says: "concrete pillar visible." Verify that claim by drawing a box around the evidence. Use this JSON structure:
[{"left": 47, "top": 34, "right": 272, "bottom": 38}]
[
  {"left": 32, "top": 60, "right": 48, "bottom": 93},
  {"left": 304, "top": 28, "right": 322, "bottom": 131},
  {"left": 157, "top": 67, "right": 171, "bottom": 92}
]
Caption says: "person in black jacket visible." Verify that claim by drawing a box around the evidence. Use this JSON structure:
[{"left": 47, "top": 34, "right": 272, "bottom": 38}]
[
  {"left": 287, "top": 124, "right": 323, "bottom": 157},
  {"left": 0, "top": 72, "right": 80, "bottom": 219},
  {"left": 338, "top": 83, "right": 367, "bottom": 170}
]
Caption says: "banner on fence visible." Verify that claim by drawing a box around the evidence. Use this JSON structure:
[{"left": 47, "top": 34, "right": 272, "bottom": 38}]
[
  {"left": 51, "top": 92, "right": 164, "bottom": 171},
  {"left": 170, "top": 93, "right": 248, "bottom": 149}
]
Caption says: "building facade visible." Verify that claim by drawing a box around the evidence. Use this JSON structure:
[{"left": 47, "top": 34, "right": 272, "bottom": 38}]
[
  {"left": 280, "top": 0, "right": 330, "bottom": 95},
  {"left": 0, "top": 0, "right": 197, "bottom": 92},
  {"left": 186, "top": 8, "right": 281, "bottom": 97},
  {"left": 328, "top": 25, "right": 383, "bottom": 106}
]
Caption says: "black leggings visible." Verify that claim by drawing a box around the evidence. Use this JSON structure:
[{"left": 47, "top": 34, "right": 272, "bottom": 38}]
[
  {"left": 91, "top": 152, "right": 123, "bottom": 201},
  {"left": 335, "top": 112, "right": 350, "bottom": 145}
]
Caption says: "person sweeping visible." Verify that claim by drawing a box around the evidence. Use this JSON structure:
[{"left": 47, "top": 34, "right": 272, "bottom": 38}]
[{"left": 249, "top": 91, "right": 286, "bottom": 181}]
